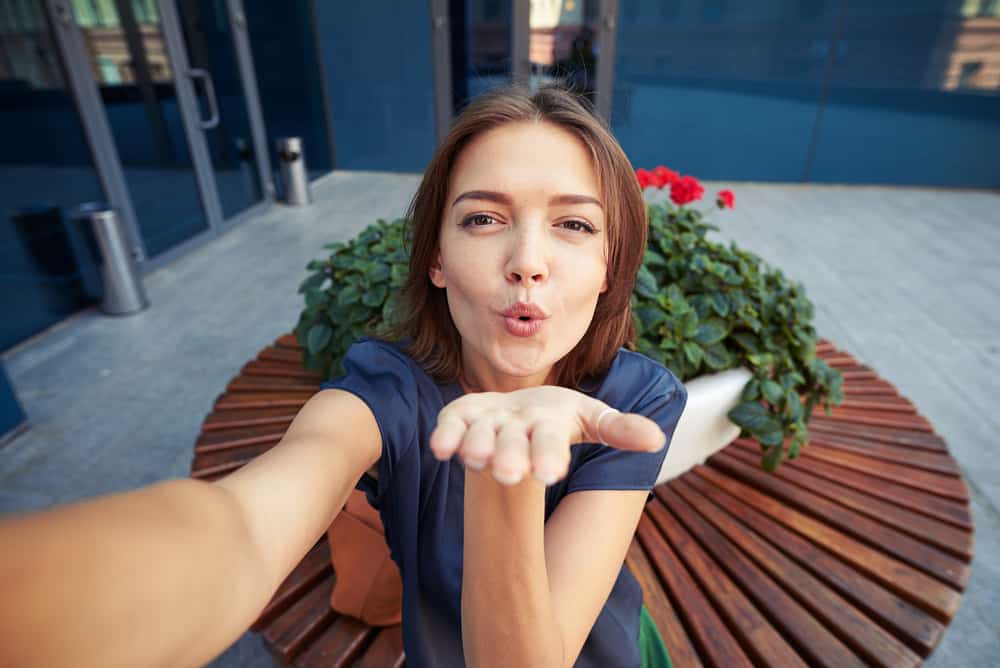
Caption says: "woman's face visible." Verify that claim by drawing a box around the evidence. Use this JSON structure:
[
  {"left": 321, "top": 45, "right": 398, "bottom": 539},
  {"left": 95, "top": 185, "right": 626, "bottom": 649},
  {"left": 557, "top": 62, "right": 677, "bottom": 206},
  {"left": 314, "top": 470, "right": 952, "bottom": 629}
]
[{"left": 431, "top": 120, "right": 608, "bottom": 392}]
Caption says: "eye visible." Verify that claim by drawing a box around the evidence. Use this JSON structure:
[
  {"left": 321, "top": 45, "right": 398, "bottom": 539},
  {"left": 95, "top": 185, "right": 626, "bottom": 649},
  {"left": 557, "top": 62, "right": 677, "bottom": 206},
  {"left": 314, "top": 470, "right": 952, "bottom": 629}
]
[
  {"left": 460, "top": 214, "right": 499, "bottom": 228},
  {"left": 558, "top": 219, "right": 597, "bottom": 234}
]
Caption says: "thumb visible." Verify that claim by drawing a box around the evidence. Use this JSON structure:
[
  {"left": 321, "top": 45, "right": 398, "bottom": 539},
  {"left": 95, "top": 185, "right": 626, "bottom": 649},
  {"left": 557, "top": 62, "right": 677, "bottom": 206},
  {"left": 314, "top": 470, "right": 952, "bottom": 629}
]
[{"left": 588, "top": 405, "right": 666, "bottom": 452}]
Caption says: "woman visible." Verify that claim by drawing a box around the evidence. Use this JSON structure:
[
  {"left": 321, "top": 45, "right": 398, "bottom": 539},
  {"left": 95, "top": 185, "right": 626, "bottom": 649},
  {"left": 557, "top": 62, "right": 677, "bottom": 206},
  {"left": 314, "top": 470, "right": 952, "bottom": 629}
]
[{"left": 0, "top": 84, "right": 685, "bottom": 667}]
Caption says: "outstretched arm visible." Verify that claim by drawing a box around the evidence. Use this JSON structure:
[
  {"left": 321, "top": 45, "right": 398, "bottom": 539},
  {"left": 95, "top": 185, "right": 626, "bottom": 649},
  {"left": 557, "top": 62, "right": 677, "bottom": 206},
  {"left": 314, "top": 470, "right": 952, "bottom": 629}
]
[{"left": 0, "top": 388, "right": 380, "bottom": 667}]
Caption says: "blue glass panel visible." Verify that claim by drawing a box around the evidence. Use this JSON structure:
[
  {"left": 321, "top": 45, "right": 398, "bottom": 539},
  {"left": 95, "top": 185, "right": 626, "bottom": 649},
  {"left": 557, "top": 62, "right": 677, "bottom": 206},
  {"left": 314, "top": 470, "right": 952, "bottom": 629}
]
[
  {"left": 807, "top": 1, "right": 1000, "bottom": 187},
  {"left": 313, "top": 1, "right": 436, "bottom": 172},
  {"left": 611, "top": 1, "right": 826, "bottom": 181},
  {"left": 0, "top": 4, "right": 101, "bottom": 351}
]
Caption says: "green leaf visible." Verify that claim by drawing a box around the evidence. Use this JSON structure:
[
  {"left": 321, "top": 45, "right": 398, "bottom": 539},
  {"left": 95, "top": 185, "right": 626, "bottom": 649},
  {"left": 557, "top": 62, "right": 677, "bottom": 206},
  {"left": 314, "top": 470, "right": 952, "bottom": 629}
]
[
  {"left": 298, "top": 272, "right": 327, "bottom": 294},
  {"left": 702, "top": 343, "right": 731, "bottom": 370},
  {"left": 761, "top": 445, "right": 783, "bottom": 471},
  {"left": 365, "top": 263, "right": 391, "bottom": 283},
  {"left": 761, "top": 380, "right": 784, "bottom": 404},
  {"left": 741, "top": 378, "right": 761, "bottom": 401},
  {"left": 709, "top": 292, "right": 730, "bottom": 316},
  {"left": 362, "top": 284, "right": 389, "bottom": 307},
  {"left": 306, "top": 323, "right": 332, "bottom": 355},
  {"left": 683, "top": 341, "right": 704, "bottom": 367},
  {"left": 636, "top": 306, "right": 668, "bottom": 333},
  {"left": 644, "top": 249, "right": 668, "bottom": 267},
  {"left": 728, "top": 401, "right": 782, "bottom": 435},
  {"left": 337, "top": 284, "right": 361, "bottom": 306},
  {"left": 694, "top": 317, "right": 728, "bottom": 346},
  {"left": 680, "top": 310, "right": 699, "bottom": 338},
  {"left": 731, "top": 331, "right": 760, "bottom": 353},
  {"left": 636, "top": 265, "right": 659, "bottom": 299},
  {"left": 304, "top": 288, "right": 326, "bottom": 309}
]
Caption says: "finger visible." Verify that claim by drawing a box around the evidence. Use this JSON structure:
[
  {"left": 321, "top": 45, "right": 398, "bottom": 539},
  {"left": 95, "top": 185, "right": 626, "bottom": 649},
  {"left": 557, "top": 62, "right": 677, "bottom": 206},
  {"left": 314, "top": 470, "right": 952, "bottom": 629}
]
[
  {"left": 430, "top": 413, "right": 468, "bottom": 460},
  {"left": 461, "top": 415, "right": 498, "bottom": 470},
  {"left": 529, "top": 420, "right": 572, "bottom": 485},
  {"left": 491, "top": 419, "right": 531, "bottom": 485},
  {"left": 591, "top": 408, "right": 666, "bottom": 452}
]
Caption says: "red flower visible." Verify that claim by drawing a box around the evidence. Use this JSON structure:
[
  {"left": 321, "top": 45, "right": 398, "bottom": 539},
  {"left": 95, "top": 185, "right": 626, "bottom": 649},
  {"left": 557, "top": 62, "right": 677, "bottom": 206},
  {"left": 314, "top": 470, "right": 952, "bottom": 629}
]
[
  {"left": 670, "top": 175, "right": 705, "bottom": 206},
  {"left": 716, "top": 189, "right": 735, "bottom": 209},
  {"left": 652, "top": 165, "right": 680, "bottom": 188},
  {"left": 635, "top": 168, "right": 654, "bottom": 190}
]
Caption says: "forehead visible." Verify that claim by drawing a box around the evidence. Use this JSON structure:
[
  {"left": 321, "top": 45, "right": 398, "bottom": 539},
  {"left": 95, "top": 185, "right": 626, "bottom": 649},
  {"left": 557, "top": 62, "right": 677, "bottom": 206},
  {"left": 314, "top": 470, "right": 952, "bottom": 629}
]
[{"left": 448, "top": 121, "right": 601, "bottom": 201}]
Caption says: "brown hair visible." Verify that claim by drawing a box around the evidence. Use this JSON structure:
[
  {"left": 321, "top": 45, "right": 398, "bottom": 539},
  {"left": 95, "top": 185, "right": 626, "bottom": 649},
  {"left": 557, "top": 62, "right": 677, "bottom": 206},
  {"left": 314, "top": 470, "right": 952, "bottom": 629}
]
[{"left": 390, "top": 83, "right": 647, "bottom": 389}]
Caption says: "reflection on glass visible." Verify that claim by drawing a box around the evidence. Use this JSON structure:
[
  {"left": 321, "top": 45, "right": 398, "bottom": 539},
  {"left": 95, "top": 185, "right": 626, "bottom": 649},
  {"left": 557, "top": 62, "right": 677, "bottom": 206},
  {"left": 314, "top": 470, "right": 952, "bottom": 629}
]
[
  {"left": 455, "top": 0, "right": 512, "bottom": 111},
  {"left": 176, "top": 0, "right": 264, "bottom": 219},
  {"left": 0, "top": 2, "right": 104, "bottom": 348},
  {"left": 611, "top": 1, "right": 1000, "bottom": 187},
  {"left": 71, "top": 0, "right": 211, "bottom": 259},
  {"left": 529, "top": 0, "right": 599, "bottom": 103},
  {"left": 242, "top": 2, "right": 332, "bottom": 179}
]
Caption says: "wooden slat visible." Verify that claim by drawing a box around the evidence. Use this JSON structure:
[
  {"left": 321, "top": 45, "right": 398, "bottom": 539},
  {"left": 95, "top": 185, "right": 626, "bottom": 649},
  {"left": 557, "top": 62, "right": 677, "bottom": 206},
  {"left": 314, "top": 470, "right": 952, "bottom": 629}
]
[
  {"left": 214, "top": 395, "right": 310, "bottom": 411},
  {"left": 242, "top": 360, "right": 320, "bottom": 380},
  {"left": 228, "top": 376, "right": 319, "bottom": 392},
  {"left": 201, "top": 407, "right": 298, "bottom": 429},
  {"left": 711, "top": 450, "right": 970, "bottom": 589},
  {"left": 811, "top": 410, "right": 935, "bottom": 433},
  {"left": 293, "top": 615, "right": 375, "bottom": 668},
  {"left": 728, "top": 441, "right": 973, "bottom": 561},
  {"left": 670, "top": 478, "right": 922, "bottom": 668},
  {"left": 646, "top": 499, "right": 808, "bottom": 667},
  {"left": 684, "top": 471, "right": 945, "bottom": 656},
  {"left": 354, "top": 625, "right": 405, "bottom": 668},
  {"left": 657, "top": 485, "right": 864, "bottom": 668},
  {"left": 196, "top": 427, "right": 286, "bottom": 454},
  {"left": 636, "top": 515, "right": 753, "bottom": 668},
  {"left": 192, "top": 442, "right": 273, "bottom": 472},
  {"left": 808, "top": 419, "right": 947, "bottom": 451},
  {"left": 254, "top": 541, "right": 332, "bottom": 630},
  {"left": 262, "top": 573, "right": 337, "bottom": 663},
  {"left": 276, "top": 333, "right": 301, "bottom": 349},
  {"left": 806, "top": 434, "right": 960, "bottom": 475},
  {"left": 259, "top": 346, "right": 305, "bottom": 364},
  {"left": 801, "top": 444, "right": 970, "bottom": 502},
  {"left": 694, "top": 465, "right": 962, "bottom": 622},
  {"left": 625, "top": 539, "right": 703, "bottom": 668},
  {"left": 216, "top": 390, "right": 314, "bottom": 405},
  {"left": 752, "top": 442, "right": 973, "bottom": 531}
]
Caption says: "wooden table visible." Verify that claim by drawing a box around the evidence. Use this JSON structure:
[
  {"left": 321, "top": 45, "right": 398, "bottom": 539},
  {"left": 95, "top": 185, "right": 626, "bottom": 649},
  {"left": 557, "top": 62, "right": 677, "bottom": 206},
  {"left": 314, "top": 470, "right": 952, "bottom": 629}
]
[{"left": 191, "top": 335, "right": 973, "bottom": 667}]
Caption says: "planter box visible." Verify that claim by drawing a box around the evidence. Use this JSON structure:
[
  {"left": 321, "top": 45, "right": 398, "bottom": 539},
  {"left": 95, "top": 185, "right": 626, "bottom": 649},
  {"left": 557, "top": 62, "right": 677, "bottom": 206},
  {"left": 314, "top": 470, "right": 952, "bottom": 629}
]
[{"left": 656, "top": 367, "right": 752, "bottom": 486}]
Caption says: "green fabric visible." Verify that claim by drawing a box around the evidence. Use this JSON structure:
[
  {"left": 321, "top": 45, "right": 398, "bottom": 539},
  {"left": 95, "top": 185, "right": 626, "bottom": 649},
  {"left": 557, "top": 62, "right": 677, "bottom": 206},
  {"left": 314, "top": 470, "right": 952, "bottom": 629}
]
[{"left": 638, "top": 605, "right": 673, "bottom": 668}]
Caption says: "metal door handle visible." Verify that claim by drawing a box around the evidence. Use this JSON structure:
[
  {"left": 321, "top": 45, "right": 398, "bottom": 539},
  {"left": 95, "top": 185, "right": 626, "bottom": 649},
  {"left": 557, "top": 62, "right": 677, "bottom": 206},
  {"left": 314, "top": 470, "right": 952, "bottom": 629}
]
[{"left": 187, "top": 68, "right": 220, "bottom": 130}]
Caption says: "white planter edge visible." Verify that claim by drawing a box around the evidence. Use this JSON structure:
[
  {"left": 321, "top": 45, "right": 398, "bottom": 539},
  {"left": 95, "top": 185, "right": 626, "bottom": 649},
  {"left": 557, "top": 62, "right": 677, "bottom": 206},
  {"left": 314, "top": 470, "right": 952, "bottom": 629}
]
[{"left": 655, "top": 366, "right": 753, "bottom": 486}]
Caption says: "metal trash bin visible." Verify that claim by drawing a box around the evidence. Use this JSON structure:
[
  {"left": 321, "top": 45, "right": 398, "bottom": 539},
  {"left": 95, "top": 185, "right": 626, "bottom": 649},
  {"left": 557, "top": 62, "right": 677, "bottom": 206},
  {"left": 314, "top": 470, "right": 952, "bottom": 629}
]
[
  {"left": 71, "top": 203, "right": 149, "bottom": 315},
  {"left": 276, "top": 136, "right": 311, "bottom": 206}
]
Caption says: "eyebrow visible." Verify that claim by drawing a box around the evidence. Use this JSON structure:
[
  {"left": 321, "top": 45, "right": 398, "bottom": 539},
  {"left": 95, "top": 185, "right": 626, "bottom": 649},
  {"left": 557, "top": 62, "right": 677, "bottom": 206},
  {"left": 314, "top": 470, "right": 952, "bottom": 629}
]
[{"left": 450, "top": 190, "right": 604, "bottom": 210}]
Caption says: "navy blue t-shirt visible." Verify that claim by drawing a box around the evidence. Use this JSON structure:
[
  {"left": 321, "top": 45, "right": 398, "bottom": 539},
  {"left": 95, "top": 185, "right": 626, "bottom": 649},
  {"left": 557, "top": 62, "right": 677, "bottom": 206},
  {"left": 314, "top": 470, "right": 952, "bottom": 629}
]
[{"left": 321, "top": 338, "right": 687, "bottom": 667}]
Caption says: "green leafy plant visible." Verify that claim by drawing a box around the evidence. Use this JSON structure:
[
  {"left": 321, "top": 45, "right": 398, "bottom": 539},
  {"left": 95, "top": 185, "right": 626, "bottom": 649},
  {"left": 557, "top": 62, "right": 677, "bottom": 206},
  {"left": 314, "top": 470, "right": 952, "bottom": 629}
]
[
  {"left": 635, "top": 165, "right": 843, "bottom": 469},
  {"left": 295, "top": 170, "right": 843, "bottom": 470},
  {"left": 295, "top": 218, "right": 409, "bottom": 378}
]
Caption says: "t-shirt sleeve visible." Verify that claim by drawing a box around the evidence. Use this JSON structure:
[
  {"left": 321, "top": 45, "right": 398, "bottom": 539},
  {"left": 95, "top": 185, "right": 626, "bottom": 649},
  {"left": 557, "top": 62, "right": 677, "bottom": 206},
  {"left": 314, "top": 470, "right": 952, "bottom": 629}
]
[
  {"left": 318, "top": 339, "right": 418, "bottom": 511},
  {"left": 564, "top": 368, "right": 687, "bottom": 495}
]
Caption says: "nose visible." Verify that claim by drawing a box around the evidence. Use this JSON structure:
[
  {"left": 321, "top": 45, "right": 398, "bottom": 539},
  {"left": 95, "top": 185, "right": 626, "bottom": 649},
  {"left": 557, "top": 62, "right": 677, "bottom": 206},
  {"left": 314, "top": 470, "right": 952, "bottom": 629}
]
[{"left": 504, "top": 225, "right": 549, "bottom": 287}]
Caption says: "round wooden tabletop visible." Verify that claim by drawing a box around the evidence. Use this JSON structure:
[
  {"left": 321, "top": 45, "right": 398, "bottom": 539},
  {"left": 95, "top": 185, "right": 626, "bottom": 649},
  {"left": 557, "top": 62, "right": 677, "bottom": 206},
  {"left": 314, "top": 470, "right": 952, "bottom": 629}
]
[{"left": 192, "top": 335, "right": 972, "bottom": 667}]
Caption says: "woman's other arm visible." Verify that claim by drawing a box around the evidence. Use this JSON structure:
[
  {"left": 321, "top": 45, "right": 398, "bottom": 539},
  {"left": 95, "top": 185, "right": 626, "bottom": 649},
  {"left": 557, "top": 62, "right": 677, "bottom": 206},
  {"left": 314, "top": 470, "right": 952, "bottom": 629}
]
[{"left": 0, "top": 388, "right": 380, "bottom": 667}]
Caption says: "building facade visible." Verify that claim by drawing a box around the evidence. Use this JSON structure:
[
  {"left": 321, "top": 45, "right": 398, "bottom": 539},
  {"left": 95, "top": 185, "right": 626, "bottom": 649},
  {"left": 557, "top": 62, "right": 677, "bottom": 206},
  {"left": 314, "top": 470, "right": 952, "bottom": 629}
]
[{"left": 1, "top": 0, "right": 997, "bottom": 373}]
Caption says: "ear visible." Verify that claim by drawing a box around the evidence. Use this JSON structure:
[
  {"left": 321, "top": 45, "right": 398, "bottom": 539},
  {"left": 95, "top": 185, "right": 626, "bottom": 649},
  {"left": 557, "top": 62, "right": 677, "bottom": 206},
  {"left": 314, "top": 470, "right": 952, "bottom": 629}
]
[
  {"left": 429, "top": 253, "right": 446, "bottom": 288},
  {"left": 600, "top": 272, "right": 608, "bottom": 294}
]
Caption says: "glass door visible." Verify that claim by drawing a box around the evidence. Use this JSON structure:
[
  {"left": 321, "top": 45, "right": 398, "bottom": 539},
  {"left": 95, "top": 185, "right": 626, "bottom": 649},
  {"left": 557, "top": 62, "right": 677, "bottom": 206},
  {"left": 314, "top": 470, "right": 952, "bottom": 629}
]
[
  {"left": 172, "top": 0, "right": 270, "bottom": 223},
  {"left": 56, "top": 0, "right": 269, "bottom": 262},
  {"left": 65, "top": 0, "right": 213, "bottom": 260}
]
